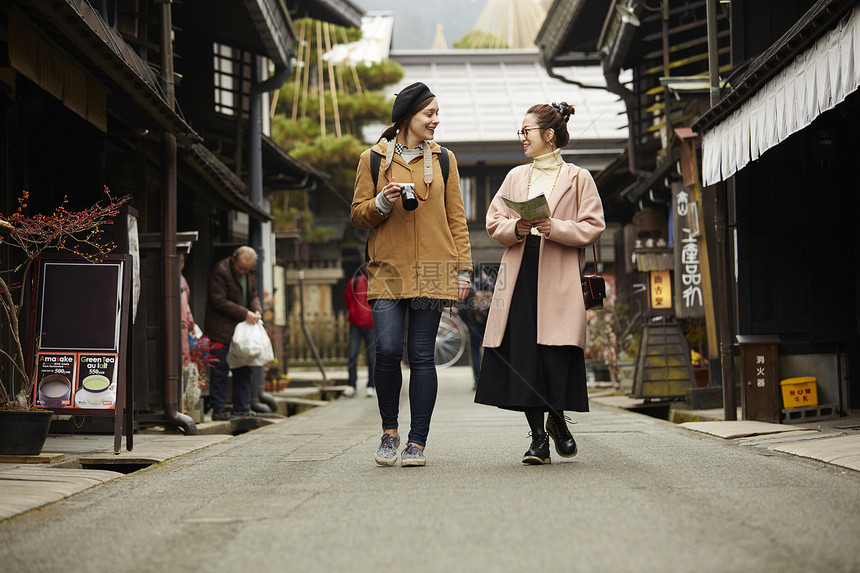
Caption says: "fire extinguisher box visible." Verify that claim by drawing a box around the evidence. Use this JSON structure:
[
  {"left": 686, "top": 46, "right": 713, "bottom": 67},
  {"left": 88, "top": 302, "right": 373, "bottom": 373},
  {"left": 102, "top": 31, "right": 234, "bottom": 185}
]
[{"left": 737, "top": 335, "right": 781, "bottom": 423}]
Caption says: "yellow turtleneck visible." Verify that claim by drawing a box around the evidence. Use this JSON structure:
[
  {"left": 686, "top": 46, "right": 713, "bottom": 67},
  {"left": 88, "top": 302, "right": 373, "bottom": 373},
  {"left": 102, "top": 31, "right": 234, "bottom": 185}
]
[{"left": 527, "top": 149, "right": 564, "bottom": 235}]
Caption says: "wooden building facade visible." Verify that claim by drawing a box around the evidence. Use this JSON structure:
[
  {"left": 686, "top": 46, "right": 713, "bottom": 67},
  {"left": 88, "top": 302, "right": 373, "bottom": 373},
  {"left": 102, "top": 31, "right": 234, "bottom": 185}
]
[{"left": 0, "top": 0, "right": 361, "bottom": 431}]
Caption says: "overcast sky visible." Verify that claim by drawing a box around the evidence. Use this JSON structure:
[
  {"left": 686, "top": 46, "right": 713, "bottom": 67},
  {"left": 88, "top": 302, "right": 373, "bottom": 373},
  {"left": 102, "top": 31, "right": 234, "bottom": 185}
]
[{"left": 351, "top": 0, "right": 487, "bottom": 50}]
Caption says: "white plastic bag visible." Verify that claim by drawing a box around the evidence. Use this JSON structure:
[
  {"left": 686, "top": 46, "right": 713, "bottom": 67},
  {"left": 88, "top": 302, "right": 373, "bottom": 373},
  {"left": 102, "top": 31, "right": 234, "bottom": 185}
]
[{"left": 226, "top": 321, "right": 274, "bottom": 368}]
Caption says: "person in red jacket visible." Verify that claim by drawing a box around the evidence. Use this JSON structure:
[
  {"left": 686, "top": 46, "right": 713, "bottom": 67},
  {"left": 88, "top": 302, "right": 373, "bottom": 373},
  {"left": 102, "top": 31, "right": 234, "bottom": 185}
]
[{"left": 344, "top": 264, "right": 375, "bottom": 397}]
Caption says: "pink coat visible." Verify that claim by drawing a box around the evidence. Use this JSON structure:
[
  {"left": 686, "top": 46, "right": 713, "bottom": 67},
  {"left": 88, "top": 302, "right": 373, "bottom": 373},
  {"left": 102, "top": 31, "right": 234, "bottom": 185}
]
[{"left": 482, "top": 163, "right": 605, "bottom": 348}]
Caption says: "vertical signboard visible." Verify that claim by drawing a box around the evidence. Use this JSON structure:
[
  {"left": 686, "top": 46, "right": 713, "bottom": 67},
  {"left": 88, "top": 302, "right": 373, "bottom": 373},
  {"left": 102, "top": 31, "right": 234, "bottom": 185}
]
[
  {"left": 672, "top": 182, "right": 705, "bottom": 318},
  {"left": 31, "top": 255, "right": 132, "bottom": 451},
  {"left": 127, "top": 211, "right": 140, "bottom": 322},
  {"left": 34, "top": 260, "right": 124, "bottom": 411}
]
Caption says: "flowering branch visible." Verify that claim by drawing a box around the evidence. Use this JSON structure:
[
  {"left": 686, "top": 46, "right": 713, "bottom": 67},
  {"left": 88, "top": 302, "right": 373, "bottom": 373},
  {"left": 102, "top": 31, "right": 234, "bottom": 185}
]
[
  {"left": 185, "top": 336, "right": 224, "bottom": 388},
  {"left": 0, "top": 187, "right": 130, "bottom": 410}
]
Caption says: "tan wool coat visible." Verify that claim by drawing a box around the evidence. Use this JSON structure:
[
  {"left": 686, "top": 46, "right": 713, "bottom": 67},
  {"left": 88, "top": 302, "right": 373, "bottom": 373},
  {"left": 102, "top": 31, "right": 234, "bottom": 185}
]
[
  {"left": 350, "top": 141, "right": 472, "bottom": 301},
  {"left": 482, "top": 163, "right": 605, "bottom": 348}
]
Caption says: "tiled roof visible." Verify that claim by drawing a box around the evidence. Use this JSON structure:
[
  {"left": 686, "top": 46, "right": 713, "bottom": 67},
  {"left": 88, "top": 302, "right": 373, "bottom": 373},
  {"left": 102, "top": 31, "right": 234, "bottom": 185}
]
[{"left": 381, "top": 49, "right": 628, "bottom": 145}]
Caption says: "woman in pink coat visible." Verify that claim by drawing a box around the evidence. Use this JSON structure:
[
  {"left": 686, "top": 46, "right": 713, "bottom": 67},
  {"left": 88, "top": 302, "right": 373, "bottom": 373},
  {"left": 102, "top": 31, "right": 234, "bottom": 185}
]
[{"left": 474, "top": 102, "right": 605, "bottom": 465}]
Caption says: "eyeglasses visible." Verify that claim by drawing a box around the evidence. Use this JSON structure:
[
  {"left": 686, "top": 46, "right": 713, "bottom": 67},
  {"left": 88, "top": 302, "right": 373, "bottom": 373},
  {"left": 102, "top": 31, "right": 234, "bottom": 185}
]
[{"left": 516, "top": 126, "right": 540, "bottom": 139}]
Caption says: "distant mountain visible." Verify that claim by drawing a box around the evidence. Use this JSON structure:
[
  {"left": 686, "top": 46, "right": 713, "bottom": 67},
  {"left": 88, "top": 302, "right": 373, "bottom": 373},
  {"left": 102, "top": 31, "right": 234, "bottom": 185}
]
[{"left": 351, "top": 0, "right": 487, "bottom": 50}]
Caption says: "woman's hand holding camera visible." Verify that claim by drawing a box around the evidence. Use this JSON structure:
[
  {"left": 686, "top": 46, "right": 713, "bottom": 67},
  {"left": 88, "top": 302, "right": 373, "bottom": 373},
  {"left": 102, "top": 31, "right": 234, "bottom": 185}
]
[
  {"left": 384, "top": 177, "right": 419, "bottom": 211},
  {"left": 382, "top": 178, "right": 402, "bottom": 203}
]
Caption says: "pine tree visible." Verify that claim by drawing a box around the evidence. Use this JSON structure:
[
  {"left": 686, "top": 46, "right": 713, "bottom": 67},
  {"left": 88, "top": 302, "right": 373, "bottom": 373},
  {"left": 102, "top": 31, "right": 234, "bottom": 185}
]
[{"left": 271, "top": 18, "right": 404, "bottom": 231}]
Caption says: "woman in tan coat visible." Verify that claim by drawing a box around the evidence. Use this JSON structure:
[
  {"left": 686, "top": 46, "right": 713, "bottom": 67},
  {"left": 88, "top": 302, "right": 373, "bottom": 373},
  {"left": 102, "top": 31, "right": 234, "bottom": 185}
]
[
  {"left": 351, "top": 82, "right": 472, "bottom": 467},
  {"left": 475, "top": 102, "right": 605, "bottom": 465}
]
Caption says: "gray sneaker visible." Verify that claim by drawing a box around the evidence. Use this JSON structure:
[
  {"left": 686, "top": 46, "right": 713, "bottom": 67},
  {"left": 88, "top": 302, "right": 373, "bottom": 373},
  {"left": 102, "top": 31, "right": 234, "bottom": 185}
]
[
  {"left": 401, "top": 443, "right": 426, "bottom": 467},
  {"left": 374, "top": 434, "right": 400, "bottom": 466}
]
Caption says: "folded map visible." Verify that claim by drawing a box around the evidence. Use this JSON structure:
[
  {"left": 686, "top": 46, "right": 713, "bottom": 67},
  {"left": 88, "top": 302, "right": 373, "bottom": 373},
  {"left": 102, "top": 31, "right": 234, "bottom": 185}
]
[{"left": 500, "top": 193, "right": 550, "bottom": 221}]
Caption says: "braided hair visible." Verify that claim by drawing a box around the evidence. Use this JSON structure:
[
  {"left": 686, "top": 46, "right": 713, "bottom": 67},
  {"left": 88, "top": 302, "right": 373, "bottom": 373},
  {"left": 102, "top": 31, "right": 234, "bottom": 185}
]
[{"left": 526, "top": 101, "right": 575, "bottom": 148}]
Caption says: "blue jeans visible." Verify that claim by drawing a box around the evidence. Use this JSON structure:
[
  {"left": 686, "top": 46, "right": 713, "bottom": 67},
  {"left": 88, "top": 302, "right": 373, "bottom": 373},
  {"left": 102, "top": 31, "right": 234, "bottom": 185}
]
[
  {"left": 209, "top": 345, "right": 252, "bottom": 412},
  {"left": 347, "top": 324, "right": 376, "bottom": 389},
  {"left": 371, "top": 298, "right": 443, "bottom": 448}
]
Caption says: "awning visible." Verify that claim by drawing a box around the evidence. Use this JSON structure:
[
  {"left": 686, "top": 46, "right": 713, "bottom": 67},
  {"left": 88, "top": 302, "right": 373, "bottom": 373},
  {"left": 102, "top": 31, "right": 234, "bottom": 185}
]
[
  {"left": 17, "top": 0, "right": 200, "bottom": 145},
  {"left": 620, "top": 148, "right": 678, "bottom": 203},
  {"left": 285, "top": 0, "right": 363, "bottom": 29},
  {"left": 261, "top": 136, "right": 333, "bottom": 190},
  {"left": 175, "top": 0, "right": 296, "bottom": 68},
  {"left": 699, "top": 2, "right": 860, "bottom": 186},
  {"left": 185, "top": 144, "right": 272, "bottom": 222},
  {"left": 536, "top": 0, "right": 606, "bottom": 65}
]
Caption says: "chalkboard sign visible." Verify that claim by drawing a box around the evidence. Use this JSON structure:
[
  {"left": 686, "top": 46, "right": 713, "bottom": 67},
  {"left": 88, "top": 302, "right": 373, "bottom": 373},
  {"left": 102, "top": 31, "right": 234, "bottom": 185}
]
[
  {"left": 31, "top": 255, "right": 132, "bottom": 452},
  {"left": 38, "top": 262, "right": 122, "bottom": 352}
]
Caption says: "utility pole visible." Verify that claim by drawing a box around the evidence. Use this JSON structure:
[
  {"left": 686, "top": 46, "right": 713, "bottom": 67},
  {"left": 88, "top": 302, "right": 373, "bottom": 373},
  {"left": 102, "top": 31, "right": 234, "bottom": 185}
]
[{"left": 706, "top": 0, "right": 721, "bottom": 108}]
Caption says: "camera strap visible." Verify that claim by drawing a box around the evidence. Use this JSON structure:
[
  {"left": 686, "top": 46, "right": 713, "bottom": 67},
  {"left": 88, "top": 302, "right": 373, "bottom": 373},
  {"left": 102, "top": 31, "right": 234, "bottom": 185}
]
[
  {"left": 370, "top": 146, "right": 449, "bottom": 191},
  {"left": 383, "top": 139, "right": 397, "bottom": 173},
  {"left": 366, "top": 147, "right": 451, "bottom": 264},
  {"left": 422, "top": 142, "right": 434, "bottom": 186}
]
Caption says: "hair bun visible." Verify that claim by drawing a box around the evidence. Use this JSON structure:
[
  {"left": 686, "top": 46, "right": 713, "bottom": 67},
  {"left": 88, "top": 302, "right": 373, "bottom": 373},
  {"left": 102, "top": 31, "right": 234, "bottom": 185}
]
[{"left": 550, "top": 101, "right": 573, "bottom": 122}]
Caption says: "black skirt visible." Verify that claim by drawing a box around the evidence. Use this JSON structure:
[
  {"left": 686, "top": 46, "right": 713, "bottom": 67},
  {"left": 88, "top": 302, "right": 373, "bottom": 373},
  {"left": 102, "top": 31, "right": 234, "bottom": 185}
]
[{"left": 474, "top": 235, "right": 589, "bottom": 413}]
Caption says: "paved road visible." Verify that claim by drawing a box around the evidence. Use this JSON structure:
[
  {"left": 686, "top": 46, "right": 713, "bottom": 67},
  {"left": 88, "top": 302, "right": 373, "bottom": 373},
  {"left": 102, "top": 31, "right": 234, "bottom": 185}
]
[{"left": 1, "top": 366, "right": 858, "bottom": 572}]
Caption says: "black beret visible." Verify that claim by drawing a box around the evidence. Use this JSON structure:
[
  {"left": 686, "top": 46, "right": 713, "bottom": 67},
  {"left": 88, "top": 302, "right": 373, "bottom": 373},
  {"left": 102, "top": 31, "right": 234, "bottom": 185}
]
[{"left": 391, "top": 82, "right": 435, "bottom": 125}]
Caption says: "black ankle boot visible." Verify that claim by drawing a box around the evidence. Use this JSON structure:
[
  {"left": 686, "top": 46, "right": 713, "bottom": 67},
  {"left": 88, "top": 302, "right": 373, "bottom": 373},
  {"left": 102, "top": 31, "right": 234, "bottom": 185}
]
[
  {"left": 522, "top": 431, "right": 551, "bottom": 465},
  {"left": 546, "top": 413, "right": 578, "bottom": 458}
]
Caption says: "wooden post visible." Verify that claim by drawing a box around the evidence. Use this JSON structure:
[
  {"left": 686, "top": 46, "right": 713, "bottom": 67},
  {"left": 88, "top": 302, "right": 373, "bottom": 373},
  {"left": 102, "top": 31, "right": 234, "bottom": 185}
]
[
  {"left": 291, "top": 18, "right": 307, "bottom": 121},
  {"left": 323, "top": 23, "right": 342, "bottom": 138},
  {"left": 316, "top": 20, "right": 326, "bottom": 138},
  {"left": 706, "top": 0, "right": 721, "bottom": 107},
  {"left": 661, "top": 0, "right": 673, "bottom": 144},
  {"left": 301, "top": 22, "right": 312, "bottom": 120},
  {"left": 339, "top": 27, "right": 363, "bottom": 95},
  {"left": 715, "top": 178, "right": 736, "bottom": 420}
]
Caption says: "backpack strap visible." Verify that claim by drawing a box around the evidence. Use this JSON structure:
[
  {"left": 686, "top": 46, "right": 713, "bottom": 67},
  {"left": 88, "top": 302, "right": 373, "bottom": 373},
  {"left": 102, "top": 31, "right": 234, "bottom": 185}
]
[
  {"left": 370, "top": 147, "right": 449, "bottom": 190},
  {"left": 370, "top": 149, "right": 382, "bottom": 189},
  {"left": 439, "top": 146, "right": 449, "bottom": 189}
]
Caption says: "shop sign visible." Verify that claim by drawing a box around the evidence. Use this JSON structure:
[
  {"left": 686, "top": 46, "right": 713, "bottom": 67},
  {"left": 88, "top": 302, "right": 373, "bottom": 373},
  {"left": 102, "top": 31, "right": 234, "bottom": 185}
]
[
  {"left": 32, "top": 259, "right": 129, "bottom": 413},
  {"left": 672, "top": 183, "right": 704, "bottom": 318},
  {"left": 649, "top": 270, "right": 672, "bottom": 310}
]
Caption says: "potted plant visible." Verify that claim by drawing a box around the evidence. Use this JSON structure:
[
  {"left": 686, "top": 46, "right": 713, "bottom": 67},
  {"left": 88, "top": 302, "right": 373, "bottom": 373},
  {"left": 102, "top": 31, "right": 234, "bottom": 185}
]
[{"left": 0, "top": 188, "right": 128, "bottom": 455}]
